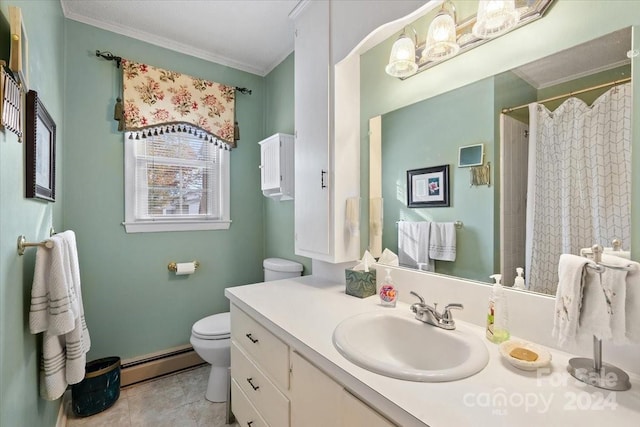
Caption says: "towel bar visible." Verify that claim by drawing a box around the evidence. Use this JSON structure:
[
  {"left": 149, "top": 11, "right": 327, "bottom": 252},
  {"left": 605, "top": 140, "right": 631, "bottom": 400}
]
[
  {"left": 17, "top": 235, "right": 53, "bottom": 256},
  {"left": 396, "top": 220, "right": 463, "bottom": 229}
]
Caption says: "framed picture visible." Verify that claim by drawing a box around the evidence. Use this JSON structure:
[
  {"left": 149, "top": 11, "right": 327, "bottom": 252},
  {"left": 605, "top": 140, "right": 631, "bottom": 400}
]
[
  {"left": 25, "top": 90, "right": 56, "bottom": 202},
  {"left": 458, "top": 143, "right": 484, "bottom": 167},
  {"left": 8, "top": 6, "right": 28, "bottom": 89},
  {"left": 407, "top": 165, "right": 449, "bottom": 208}
]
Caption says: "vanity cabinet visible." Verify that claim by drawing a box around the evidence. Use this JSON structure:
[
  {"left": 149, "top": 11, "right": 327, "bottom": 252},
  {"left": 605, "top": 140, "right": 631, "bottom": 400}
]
[
  {"left": 230, "top": 305, "right": 290, "bottom": 427},
  {"left": 259, "top": 133, "right": 294, "bottom": 201},
  {"left": 230, "top": 303, "right": 398, "bottom": 427}
]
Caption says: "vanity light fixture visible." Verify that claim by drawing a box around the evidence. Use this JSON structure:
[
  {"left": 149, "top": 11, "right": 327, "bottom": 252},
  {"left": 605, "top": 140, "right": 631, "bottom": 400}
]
[
  {"left": 385, "top": 28, "right": 418, "bottom": 78},
  {"left": 472, "top": 0, "right": 520, "bottom": 39},
  {"left": 423, "top": 1, "right": 459, "bottom": 62}
]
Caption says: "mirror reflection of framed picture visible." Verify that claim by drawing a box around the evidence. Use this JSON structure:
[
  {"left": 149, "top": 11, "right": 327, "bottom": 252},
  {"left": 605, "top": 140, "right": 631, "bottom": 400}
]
[
  {"left": 407, "top": 165, "right": 449, "bottom": 208},
  {"left": 25, "top": 90, "right": 56, "bottom": 202},
  {"left": 458, "top": 143, "right": 484, "bottom": 167}
]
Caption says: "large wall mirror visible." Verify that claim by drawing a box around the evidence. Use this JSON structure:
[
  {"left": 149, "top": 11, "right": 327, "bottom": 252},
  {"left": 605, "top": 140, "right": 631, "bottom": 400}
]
[{"left": 360, "top": 2, "right": 638, "bottom": 297}]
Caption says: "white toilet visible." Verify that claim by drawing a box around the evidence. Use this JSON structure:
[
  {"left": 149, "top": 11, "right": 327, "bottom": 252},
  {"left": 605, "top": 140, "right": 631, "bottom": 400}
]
[{"left": 190, "top": 257, "right": 303, "bottom": 402}]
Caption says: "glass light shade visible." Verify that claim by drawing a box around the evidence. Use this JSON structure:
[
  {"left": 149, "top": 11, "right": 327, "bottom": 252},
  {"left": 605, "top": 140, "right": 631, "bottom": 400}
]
[
  {"left": 423, "top": 12, "right": 460, "bottom": 62},
  {"left": 472, "top": 0, "right": 520, "bottom": 39},
  {"left": 385, "top": 34, "right": 418, "bottom": 78}
]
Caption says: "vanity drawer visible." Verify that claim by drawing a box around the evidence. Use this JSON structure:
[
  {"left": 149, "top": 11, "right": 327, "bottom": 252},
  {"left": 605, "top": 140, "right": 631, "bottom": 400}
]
[
  {"left": 231, "top": 378, "right": 269, "bottom": 427},
  {"left": 231, "top": 304, "right": 290, "bottom": 390},
  {"left": 231, "top": 341, "right": 290, "bottom": 427}
]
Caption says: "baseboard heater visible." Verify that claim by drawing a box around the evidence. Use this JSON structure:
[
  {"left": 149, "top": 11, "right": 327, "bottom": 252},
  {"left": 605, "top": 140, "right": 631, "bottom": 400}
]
[{"left": 120, "top": 344, "right": 205, "bottom": 388}]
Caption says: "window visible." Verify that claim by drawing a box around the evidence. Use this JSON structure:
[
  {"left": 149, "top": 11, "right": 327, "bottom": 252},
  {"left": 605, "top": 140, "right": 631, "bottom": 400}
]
[{"left": 124, "top": 131, "right": 230, "bottom": 233}]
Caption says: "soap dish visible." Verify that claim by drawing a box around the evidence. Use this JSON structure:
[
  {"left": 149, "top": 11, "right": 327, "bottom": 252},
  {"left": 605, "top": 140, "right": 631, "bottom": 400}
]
[{"left": 499, "top": 340, "right": 552, "bottom": 371}]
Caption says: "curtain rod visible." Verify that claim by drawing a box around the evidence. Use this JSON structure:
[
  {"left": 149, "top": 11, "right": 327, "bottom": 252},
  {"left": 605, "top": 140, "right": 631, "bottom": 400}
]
[
  {"left": 501, "top": 77, "right": 631, "bottom": 114},
  {"left": 95, "top": 50, "right": 252, "bottom": 95}
]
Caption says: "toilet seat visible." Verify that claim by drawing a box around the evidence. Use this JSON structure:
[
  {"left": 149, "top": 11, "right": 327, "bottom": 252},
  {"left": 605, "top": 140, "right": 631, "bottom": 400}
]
[{"left": 191, "top": 312, "right": 230, "bottom": 340}]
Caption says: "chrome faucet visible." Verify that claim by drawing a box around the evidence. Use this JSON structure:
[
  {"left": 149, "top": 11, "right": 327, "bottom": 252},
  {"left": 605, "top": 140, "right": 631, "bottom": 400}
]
[{"left": 409, "top": 291, "right": 463, "bottom": 330}]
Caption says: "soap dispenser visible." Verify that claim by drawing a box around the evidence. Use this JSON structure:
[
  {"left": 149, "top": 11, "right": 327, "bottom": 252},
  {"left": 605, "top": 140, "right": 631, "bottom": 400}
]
[
  {"left": 486, "top": 274, "right": 510, "bottom": 343},
  {"left": 379, "top": 268, "right": 398, "bottom": 307},
  {"left": 513, "top": 268, "right": 525, "bottom": 290}
]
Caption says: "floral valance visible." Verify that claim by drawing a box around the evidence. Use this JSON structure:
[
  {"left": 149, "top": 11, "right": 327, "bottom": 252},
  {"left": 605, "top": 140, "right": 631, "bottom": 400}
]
[{"left": 120, "top": 59, "right": 237, "bottom": 149}]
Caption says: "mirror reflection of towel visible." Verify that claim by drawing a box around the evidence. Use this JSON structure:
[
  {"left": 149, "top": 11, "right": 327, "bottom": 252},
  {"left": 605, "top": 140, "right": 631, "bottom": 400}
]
[
  {"left": 429, "top": 222, "right": 456, "bottom": 261},
  {"left": 398, "top": 221, "right": 433, "bottom": 271}
]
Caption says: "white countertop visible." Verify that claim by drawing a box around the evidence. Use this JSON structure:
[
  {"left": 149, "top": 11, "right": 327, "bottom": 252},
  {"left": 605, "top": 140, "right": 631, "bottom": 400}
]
[{"left": 225, "top": 276, "right": 640, "bottom": 427}]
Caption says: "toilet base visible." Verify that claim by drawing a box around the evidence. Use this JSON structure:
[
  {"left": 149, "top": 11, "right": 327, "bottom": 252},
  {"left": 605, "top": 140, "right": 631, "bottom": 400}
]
[{"left": 205, "top": 365, "right": 229, "bottom": 402}]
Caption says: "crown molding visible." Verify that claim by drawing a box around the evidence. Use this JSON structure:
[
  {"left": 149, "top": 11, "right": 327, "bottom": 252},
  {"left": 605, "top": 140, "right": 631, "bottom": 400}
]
[{"left": 62, "top": 10, "right": 268, "bottom": 76}]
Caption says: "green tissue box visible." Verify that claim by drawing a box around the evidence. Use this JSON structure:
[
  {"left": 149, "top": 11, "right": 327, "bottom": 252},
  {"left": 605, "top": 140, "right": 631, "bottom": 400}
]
[{"left": 345, "top": 269, "right": 377, "bottom": 298}]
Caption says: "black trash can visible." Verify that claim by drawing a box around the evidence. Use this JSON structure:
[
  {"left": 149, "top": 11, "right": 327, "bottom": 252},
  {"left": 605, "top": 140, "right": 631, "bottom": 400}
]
[{"left": 71, "top": 357, "right": 121, "bottom": 417}]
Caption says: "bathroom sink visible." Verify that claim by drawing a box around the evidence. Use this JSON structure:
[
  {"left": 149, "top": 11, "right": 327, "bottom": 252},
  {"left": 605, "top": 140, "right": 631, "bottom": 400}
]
[{"left": 332, "top": 311, "right": 489, "bottom": 382}]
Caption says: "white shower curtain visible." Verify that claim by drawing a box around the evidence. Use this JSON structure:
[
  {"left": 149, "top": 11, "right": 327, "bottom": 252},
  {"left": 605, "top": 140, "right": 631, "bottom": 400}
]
[{"left": 525, "top": 83, "right": 632, "bottom": 294}]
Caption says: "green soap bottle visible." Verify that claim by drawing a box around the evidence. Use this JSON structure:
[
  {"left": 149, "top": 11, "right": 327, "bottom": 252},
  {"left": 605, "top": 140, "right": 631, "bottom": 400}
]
[{"left": 486, "top": 274, "right": 510, "bottom": 343}]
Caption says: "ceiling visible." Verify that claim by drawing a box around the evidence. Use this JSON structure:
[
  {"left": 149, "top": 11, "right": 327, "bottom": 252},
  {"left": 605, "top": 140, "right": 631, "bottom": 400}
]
[
  {"left": 60, "top": 0, "right": 299, "bottom": 76},
  {"left": 513, "top": 27, "right": 632, "bottom": 89}
]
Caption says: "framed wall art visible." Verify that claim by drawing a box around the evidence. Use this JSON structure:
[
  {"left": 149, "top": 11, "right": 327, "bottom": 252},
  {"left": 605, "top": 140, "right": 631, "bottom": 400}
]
[
  {"left": 407, "top": 165, "right": 449, "bottom": 208},
  {"left": 25, "top": 90, "right": 56, "bottom": 202}
]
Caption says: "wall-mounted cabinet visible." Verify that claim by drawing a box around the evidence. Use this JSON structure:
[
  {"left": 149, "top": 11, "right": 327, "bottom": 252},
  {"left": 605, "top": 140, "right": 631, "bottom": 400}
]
[
  {"left": 290, "top": 0, "right": 425, "bottom": 264},
  {"left": 259, "top": 133, "right": 294, "bottom": 201},
  {"left": 291, "top": 0, "right": 358, "bottom": 263}
]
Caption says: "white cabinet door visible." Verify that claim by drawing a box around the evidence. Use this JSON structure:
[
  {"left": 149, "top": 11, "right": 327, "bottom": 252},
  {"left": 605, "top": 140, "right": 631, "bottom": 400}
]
[
  {"left": 260, "top": 136, "right": 280, "bottom": 192},
  {"left": 293, "top": 0, "right": 331, "bottom": 256},
  {"left": 341, "top": 390, "right": 397, "bottom": 427},
  {"left": 290, "top": 351, "right": 341, "bottom": 427}
]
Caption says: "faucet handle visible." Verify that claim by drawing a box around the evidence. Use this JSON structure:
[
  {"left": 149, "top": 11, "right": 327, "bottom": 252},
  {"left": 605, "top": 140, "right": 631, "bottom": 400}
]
[
  {"left": 442, "top": 303, "right": 464, "bottom": 321},
  {"left": 409, "top": 291, "right": 426, "bottom": 314}
]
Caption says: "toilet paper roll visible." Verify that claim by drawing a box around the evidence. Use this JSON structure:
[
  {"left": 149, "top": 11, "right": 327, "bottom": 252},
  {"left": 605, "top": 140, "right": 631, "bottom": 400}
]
[{"left": 175, "top": 262, "right": 196, "bottom": 275}]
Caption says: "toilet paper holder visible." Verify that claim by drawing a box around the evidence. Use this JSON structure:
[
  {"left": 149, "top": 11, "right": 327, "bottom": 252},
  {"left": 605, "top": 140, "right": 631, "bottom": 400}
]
[{"left": 168, "top": 261, "right": 200, "bottom": 272}]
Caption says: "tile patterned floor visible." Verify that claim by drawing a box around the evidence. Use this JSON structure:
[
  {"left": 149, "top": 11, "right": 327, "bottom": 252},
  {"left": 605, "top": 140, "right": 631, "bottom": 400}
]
[{"left": 66, "top": 366, "right": 238, "bottom": 427}]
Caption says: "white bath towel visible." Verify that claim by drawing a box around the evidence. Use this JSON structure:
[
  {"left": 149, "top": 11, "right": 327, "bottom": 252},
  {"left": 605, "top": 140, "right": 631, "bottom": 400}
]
[
  {"left": 428, "top": 222, "right": 456, "bottom": 261},
  {"left": 30, "top": 230, "right": 91, "bottom": 400},
  {"left": 398, "top": 221, "right": 433, "bottom": 271},
  {"left": 553, "top": 254, "right": 606, "bottom": 346}
]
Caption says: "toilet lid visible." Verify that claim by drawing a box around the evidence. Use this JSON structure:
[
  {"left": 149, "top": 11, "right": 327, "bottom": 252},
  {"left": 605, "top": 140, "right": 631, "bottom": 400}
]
[{"left": 192, "top": 312, "right": 230, "bottom": 340}]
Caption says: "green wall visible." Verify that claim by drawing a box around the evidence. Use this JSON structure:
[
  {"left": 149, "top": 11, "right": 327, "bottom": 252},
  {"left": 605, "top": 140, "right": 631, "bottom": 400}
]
[
  {"left": 262, "top": 53, "right": 311, "bottom": 274},
  {"left": 0, "top": 1, "right": 65, "bottom": 426},
  {"left": 2, "top": 7, "right": 302, "bottom": 426},
  {"left": 62, "top": 20, "right": 266, "bottom": 361},
  {"left": 381, "top": 78, "right": 495, "bottom": 282}
]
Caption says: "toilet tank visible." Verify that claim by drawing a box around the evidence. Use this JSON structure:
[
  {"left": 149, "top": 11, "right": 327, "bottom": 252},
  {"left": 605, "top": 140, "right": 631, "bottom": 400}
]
[{"left": 263, "top": 258, "right": 303, "bottom": 281}]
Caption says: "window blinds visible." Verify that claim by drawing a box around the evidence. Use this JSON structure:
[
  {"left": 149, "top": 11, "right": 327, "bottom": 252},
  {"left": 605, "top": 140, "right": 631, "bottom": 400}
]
[{"left": 133, "top": 134, "right": 220, "bottom": 220}]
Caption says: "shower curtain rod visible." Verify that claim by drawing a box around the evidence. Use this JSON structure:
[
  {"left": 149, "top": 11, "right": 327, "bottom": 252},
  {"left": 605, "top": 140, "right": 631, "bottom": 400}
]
[{"left": 501, "top": 77, "right": 631, "bottom": 114}]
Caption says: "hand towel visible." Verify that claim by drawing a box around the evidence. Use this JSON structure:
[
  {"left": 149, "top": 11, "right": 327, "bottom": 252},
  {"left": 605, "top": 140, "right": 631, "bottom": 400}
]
[
  {"left": 29, "top": 234, "right": 76, "bottom": 336},
  {"left": 345, "top": 197, "right": 360, "bottom": 236},
  {"left": 600, "top": 254, "right": 631, "bottom": 344},
  {"left": 553, "top": 254, "right": 601, "bottom": 346},
  {"left": 578, "top": 264, "right": 612, "bottom": 342},
  {"left": 369, "top": 197, "right": 383, "bottom": 237},
  {"left": 623, "top": 259, "right": 640, "bottom": 343},
  {"left": 428, "top": 222, "right": 456, "bottom": 261},
  {"left": 398, "top": 221, "right": 433, "bottom": 270}
]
